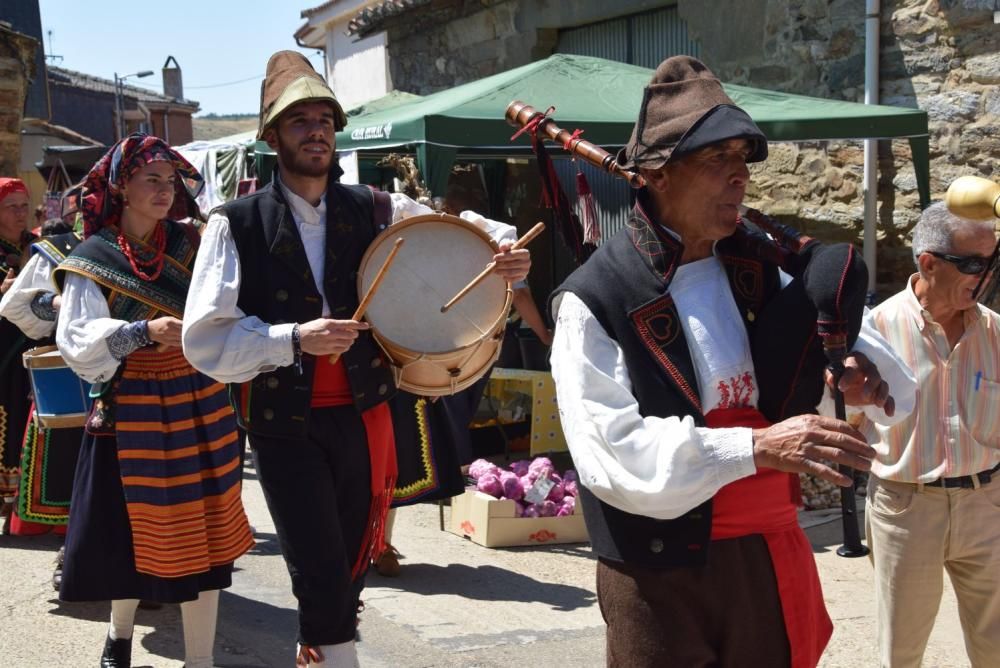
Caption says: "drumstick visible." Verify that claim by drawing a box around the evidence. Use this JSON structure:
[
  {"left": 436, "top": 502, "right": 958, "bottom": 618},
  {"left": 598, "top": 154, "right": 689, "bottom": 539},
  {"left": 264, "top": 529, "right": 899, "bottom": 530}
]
[
  {"left": 440, "top": 222, "right": 545, "bottom": 314},
  {"left": 329, "top": 237, "right": 405, "bottom": 364}
]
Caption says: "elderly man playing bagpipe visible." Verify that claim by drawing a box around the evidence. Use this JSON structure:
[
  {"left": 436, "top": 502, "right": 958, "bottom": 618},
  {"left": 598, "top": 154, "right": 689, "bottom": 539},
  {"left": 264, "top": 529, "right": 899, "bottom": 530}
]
[{"left": 546, "top": 56, "right": 916, "bottom": 668}]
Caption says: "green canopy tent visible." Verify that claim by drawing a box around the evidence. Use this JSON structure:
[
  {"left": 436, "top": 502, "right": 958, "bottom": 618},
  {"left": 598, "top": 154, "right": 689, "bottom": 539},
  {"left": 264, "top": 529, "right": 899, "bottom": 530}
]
[{"left": 315, "top": 54, "right": 929, "bottom": 206}]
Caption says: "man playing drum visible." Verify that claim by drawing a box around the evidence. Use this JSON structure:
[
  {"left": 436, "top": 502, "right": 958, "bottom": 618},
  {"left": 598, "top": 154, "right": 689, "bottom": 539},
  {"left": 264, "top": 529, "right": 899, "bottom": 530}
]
[
  {"left": 549, "top": 56, "right": 915, "bottom": 667},
  {"left": 182, "top": 51, "right": 530, "bottom": 667}
]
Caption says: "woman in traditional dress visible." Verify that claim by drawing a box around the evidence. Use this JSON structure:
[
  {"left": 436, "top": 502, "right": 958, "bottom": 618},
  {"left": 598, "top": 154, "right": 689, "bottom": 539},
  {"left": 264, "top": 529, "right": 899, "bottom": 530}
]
[
  {"left": 54, "top": 134, "right": 254, "bottom": 668},
  {"left": 0, "top": 219, "right": 83, "bottom": 595},
  {"left": 0, "top": 178, "right": 38, "bottom": 532}
]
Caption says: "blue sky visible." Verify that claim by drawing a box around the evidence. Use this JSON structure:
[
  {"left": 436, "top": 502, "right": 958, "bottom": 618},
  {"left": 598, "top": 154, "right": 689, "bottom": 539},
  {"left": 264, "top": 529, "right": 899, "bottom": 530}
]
[{"left": 38, "top": 0, "right": 325, "bottom": 115}]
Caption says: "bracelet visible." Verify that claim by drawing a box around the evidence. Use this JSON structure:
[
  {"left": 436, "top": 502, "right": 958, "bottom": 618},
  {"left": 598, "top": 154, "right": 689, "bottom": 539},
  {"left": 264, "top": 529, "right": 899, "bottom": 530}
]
[{"left": 291, "top": 323, "right": 303, "bottom": 375}]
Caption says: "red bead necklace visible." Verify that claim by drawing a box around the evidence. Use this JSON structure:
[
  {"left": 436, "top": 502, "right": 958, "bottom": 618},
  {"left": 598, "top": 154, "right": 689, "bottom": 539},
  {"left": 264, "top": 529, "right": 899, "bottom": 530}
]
[{"left": 117, "top": 221, "right": 167, "bottom": 282}]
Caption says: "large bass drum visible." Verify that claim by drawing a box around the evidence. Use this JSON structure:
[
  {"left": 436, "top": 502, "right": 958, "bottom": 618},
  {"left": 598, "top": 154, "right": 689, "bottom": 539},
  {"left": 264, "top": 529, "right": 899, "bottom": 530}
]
[{"left": 358, "top": 213, "right": 512, "bottom": 396}]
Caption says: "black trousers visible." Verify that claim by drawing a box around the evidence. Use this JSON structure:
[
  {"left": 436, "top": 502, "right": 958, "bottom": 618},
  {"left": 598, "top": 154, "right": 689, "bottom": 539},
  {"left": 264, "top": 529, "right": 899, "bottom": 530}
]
[{"left": 250, "top": 405, "right": 371, "bottom": 645}]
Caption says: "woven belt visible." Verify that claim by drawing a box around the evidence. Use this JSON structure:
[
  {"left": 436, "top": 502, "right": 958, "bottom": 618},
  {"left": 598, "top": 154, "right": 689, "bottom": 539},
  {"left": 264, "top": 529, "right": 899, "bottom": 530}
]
[{"left": 925, "top": 463, "right": 1000, "bottom": 489}]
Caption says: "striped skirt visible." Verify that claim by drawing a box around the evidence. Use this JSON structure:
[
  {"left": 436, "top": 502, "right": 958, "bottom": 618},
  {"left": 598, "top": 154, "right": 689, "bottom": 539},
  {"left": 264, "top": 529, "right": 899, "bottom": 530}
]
[
  {"left": 115, "top": 347, "right": 254, "bottom": 578},
  {"left": 60, "top": 347, "right": 253, "bottom": 602}
]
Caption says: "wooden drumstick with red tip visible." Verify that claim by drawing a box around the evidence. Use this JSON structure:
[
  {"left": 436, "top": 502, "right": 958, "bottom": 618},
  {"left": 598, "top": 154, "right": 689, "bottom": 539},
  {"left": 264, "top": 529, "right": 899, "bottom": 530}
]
[
  {"left": 329, "top": 237, "right": 405, "bottom": 364},
  {"left": 440, "top": 222, "right": 545, "bottom": 313}
]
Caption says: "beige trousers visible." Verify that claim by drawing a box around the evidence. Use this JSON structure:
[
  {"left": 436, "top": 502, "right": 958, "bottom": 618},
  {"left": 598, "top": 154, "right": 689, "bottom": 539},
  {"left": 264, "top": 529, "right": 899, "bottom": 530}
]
[{"left": 866, "top": 475, "right": 1000, "bottom": 668}]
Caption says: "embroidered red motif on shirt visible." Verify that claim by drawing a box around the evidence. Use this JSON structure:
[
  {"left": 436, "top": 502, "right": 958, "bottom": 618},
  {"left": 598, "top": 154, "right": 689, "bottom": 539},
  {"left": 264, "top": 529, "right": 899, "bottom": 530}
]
[{"left": 717, "top": 372, "right": 756, "bottom": 409}]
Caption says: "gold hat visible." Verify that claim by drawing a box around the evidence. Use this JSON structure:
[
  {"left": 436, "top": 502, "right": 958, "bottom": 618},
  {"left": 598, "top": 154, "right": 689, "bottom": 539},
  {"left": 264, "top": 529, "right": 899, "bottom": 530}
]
[{"left": 258, "top": 51, "right": 347, "bottom": 139}]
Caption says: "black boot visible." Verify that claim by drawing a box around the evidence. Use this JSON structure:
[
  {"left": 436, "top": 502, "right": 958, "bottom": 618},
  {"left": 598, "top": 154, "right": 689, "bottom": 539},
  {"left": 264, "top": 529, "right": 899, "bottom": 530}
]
[{"left": 99, "top": 633, "right": 131, "bottom": 668}]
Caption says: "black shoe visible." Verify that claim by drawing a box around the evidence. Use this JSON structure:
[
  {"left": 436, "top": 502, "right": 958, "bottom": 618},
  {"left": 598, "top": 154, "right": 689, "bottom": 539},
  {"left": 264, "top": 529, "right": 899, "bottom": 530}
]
[{"left": 100, "top": 634, "right": 131, "bottom": 668}]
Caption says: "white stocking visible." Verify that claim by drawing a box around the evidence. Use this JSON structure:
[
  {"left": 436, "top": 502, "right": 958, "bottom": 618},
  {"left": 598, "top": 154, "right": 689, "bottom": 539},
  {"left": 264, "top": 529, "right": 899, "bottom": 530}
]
[
  {"left": 180, "top": 589, "right": 219, "bottom": 668},
  {"left": 109, "top": 599, "right": 139, "bottom": 640},
  {"left": 384, "top": 508, "right": 397, "bottom": 544}
]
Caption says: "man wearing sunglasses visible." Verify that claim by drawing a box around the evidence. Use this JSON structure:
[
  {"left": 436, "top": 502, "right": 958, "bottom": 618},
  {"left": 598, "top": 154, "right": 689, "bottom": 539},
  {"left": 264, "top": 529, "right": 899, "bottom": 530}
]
[{"left": 858, "top": 200, "right": 1000, "bottom": 667}]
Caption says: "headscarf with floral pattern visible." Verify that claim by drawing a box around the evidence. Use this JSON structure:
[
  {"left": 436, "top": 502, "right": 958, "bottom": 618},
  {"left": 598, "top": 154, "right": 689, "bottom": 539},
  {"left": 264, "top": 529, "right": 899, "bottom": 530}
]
[{"left": 67, "top": 133, "right": 204, "bottom": 239}]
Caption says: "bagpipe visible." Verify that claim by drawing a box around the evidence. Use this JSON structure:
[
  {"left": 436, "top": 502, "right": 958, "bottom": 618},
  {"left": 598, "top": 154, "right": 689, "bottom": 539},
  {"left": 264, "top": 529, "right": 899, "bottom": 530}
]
[{"left": 506, "top": 101, "right": 873, "bottom": 556}]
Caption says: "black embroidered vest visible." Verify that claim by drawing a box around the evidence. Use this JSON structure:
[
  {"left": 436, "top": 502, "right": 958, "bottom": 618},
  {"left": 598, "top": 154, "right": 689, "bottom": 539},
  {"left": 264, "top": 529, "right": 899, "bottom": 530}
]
[
  {"left": 31, "top": 232, "right": 82, "bottom": 267},
  {"left": 554, "top": 196, "right": 836, "bottom": 569},
  {"left": 221, "top": 178, "right": 397, "bottom": 439}
]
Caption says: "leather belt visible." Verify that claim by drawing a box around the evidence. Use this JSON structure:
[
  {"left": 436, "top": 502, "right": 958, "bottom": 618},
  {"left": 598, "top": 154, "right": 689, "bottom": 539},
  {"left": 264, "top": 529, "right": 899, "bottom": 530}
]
[{"left": 925, "top": 463, "right": 1000, "bottom": 489}]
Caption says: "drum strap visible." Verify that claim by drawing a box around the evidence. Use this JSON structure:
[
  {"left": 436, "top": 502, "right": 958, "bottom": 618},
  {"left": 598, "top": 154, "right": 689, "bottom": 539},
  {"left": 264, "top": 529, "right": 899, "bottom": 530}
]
[{"left": 371, "top": 188, "right": 392, "bottom": 233}]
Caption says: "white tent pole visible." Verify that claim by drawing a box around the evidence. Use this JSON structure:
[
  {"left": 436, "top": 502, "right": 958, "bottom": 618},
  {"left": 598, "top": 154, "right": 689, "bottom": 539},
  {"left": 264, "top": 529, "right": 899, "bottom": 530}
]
[{"left": 864, "top": 0, "right": 881, "bottom": 303}]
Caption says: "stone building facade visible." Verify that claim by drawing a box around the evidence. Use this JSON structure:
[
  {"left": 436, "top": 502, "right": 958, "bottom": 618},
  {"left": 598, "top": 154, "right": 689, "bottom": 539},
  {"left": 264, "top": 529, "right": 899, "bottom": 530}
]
[
  {"left": 0, "top": 23, "right": 37, "bottom": 178},
  {"left": 346, "top": 0, "right": 998, "bottom": 297}
]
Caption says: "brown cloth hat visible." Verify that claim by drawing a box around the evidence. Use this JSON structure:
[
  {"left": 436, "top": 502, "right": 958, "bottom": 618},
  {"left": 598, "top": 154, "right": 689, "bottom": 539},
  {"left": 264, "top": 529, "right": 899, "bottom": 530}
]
[
  {"left": 258, "top": 51, "right": 348, "bottom": 138},
  {"left": 617, "top": 55, "right": 767, "bottom": 170}
]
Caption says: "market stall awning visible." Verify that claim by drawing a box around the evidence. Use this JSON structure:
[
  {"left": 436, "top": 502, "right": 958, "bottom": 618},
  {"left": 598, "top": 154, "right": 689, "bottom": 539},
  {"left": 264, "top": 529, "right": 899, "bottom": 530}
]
[{"left": 330, "top": 53, "right": 930, "bottom": 203}]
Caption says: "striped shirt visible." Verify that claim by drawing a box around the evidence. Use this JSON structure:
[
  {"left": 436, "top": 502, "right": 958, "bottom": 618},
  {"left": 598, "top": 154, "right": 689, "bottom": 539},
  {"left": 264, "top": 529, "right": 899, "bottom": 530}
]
[{"left": 861, "top": 275, "right": 1000, "bottom": 482}]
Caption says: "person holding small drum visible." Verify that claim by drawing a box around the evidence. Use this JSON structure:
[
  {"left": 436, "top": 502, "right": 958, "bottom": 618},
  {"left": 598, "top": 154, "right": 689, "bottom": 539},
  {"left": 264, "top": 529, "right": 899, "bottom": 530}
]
[
  {"left": 53, "top": 134, "right": 255, "bottom": 668},
  {"left": 0, "top": 218, "right": 83, "bottom": 560},
  {"left": 182, "top": 51, "right": 531, "bottom": 667},
  {"left": 0, "top": 177, "right": 38, "bottom": 533}
]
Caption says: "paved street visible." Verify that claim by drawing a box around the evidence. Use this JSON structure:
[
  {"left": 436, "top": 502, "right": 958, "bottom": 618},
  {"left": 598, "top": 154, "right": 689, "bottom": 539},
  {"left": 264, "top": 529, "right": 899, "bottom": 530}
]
[{"left": 1, "top": 458, "right": 968, "bottom": 667}]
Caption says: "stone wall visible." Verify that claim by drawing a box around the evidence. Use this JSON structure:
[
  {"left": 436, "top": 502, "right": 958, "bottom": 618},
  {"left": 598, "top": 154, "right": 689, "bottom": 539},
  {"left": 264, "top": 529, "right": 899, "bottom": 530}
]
[
  {"left": 680, "top": 0, "right": 1000, "bottom": 296},
  {"left": 380, "top": 0, "right": 666, "bottom": 93},
  {"left": 0, "top": 25, "right": 37, "bottom": 177},
  {"left": 377, "top": 0, "right": 999, "bottom": 297}
]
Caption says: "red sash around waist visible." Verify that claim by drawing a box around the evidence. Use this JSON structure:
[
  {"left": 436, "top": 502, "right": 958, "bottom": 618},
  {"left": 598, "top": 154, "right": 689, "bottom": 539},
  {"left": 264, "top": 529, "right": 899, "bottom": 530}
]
[
  {"left": 312, "top": 354, "right": 396, "bottom": 579},
  {"left": 705, "top": 407, "right": 832, "bottom": 668}
]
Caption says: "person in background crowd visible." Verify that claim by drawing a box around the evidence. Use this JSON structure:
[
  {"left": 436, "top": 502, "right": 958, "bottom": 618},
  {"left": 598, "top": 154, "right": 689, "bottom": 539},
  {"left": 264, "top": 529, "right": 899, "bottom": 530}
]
[
  {"left": 54, "top": 134, "right": 254, "bottom": 668},
  {"left": 182, "top": 51, "right": 530, "bottom": 666},
  {"left": 0, "top": 218, "right": 83, "bottom": 594},
  {"left": 860, "top": 201, "right": 1000, "bottom": 668},
  {"left": 0, "top": 178, "right": 39, "bottom": 534}
]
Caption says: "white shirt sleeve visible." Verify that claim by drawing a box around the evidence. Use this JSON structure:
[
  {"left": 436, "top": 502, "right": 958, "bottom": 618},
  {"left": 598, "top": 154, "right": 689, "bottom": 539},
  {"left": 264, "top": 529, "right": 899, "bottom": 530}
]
[
  {"left": 388, "top": 193, "right": 518, "bottom": 245},
  {"left": 181, "top": 211, "right": 296, "bottom": 384},
  {"left": 56, "top": 273, "right": 129, "bottom": 383},
  {"left": 549, "top": 292, "right": 757, "bottom": 520},
  {"left": 0, "top": 254, "right": 56, "bottom": 340},
  {"left": 815, "top": 307, "right": 917, "bottom": 425}
]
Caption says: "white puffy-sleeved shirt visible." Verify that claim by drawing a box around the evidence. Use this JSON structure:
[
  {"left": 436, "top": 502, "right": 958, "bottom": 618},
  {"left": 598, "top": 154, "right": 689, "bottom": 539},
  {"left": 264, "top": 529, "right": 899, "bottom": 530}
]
[
  {"left": 0, "top": 253, "right": 58, "bottom": 340},
  {"left": 56, "top": 272, "right": 141, "bottom": 384},
  {"left": 550, "top": 251, "right": 916, "bottom": 521},
  {"left": 182, "top": 184, "right": 518, "bottom": 385}
]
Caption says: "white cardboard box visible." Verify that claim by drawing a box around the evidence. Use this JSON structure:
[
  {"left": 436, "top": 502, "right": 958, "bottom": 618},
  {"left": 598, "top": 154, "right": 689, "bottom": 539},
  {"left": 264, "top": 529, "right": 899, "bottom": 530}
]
[{"left": 448, "top": 488, "right": 588, "bottom": 548}]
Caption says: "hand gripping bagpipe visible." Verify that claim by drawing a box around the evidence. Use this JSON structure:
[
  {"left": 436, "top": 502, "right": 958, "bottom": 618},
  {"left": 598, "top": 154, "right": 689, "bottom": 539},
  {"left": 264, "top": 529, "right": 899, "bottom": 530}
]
[{"left": 507, "top": 101, "right": 872, "bottom": 557}]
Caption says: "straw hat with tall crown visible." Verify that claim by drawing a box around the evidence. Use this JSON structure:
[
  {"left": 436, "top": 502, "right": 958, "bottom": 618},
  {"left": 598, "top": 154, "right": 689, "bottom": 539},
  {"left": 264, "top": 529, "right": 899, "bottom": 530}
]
[{"left": 257, "top": 51, "right": 348, "bottom": 139}]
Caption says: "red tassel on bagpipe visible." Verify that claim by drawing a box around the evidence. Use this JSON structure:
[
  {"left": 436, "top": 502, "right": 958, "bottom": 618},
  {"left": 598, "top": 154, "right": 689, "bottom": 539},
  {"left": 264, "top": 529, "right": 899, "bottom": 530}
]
[{"left": 575, "top": 170, "right": 601, "bottom": 245}]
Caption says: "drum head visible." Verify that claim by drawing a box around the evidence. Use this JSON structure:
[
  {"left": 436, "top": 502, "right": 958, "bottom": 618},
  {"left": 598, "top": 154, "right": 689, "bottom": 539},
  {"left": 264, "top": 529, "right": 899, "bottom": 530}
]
[{"left": 360, "top": 214, "right": 509, "bottom": 354}]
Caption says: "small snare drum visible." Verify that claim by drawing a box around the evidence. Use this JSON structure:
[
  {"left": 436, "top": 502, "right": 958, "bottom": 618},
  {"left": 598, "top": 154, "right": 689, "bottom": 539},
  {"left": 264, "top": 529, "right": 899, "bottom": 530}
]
[
  {"left": 358, "top": 213, "right": 512, "bottom": 396},
  {"left": 23, "top": 345, "right": 93, "bottom": 429}
]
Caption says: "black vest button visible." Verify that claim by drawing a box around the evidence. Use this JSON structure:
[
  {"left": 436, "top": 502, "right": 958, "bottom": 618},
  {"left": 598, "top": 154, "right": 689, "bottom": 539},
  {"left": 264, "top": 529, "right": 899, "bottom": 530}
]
[
  {"left": 275, "top": 289, "right": 289, "bottom": 302},
  {"left": 378, "top": 384, "right": 388, "bottom": 395},
  {"left": 649, "top": 538, "right": 664, "bottom": 554},
  {"left": 263, "top": 408, "right": 275, "bottom": 420},
  {"left": 266, "top": 377, "right": 279, "bottom": 389},
  {"left": 370, "top": 357, "right": 383, "bottom": 369}
]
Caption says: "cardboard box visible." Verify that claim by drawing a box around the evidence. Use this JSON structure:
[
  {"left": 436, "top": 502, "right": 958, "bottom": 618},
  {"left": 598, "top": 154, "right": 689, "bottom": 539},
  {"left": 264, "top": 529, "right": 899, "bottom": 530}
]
[{"left": 448, "top": 489, "right": 588, "bottom": 548}]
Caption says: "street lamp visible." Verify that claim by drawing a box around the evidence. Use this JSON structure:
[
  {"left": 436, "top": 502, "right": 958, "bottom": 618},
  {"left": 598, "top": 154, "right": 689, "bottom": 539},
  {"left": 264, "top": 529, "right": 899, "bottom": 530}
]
[{"left": 114, "top": 70, "right": 154, "bottom": 140}]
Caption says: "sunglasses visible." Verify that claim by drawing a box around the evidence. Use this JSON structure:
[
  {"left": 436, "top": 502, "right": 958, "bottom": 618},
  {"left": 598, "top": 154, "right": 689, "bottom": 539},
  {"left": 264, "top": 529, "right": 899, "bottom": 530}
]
[{"left": 927, "top": 251, "right": 992, "bottom": 276}]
